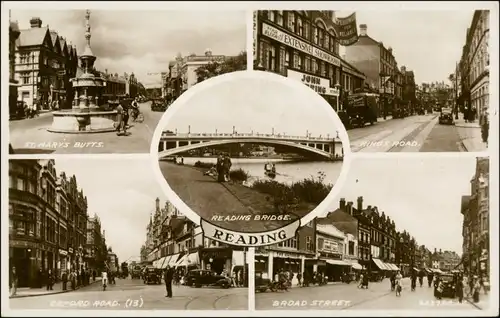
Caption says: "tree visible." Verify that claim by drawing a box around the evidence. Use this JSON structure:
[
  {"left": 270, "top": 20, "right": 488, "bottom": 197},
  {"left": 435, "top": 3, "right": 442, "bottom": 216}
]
[{"left": 195, "top": 51, "right": 247, "bottom": 83}]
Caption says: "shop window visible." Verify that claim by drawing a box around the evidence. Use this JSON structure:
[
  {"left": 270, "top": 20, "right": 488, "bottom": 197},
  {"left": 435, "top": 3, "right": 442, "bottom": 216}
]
[
  {"left": 17, "top": 178, "right": 25, "bottom": 191},
  {"left": 304, "top": 21, "right": 310, "bottom": 40},
  {"left": 318, "top": 238, "right": 324, "bottom": 250},
  {"left": 276, "top": 10, "right": 283, "bottom": 26},
  {"left": 297, "top": 17, "right": 303, "bottom": 36},
  {"left": 306, "top": 236, "right": 312, "bottom": 251},
  {"left": 313, "top": 26, "right": 319, "bottom": 45},
  {"left": 320, "top": 61, "right": 326, "bottom": 77},
  {"left": 287, "top": 11, "right": 295, "bottom": 32},
  {"left": 293, "top": 51, "right": 300, "bottom": 69},
  {"left": 304, "top": 56, "right": 311, "bottom": 72},
  {"left": 266, "top": 44, "right": 277, "bottom": 72},
  {"left": 312, "top": 59, "right": 319, "bottom": 74},
  {"left": 318, "top": 28, "right": 325, "bottom": 48},
  {"left": 325, "top": 34, "right": 330, "bottom": 51},
  {"left": 20, "top": 53, "right": 30, "bottom": 64},
  {"left": 21, "top": 72, "right": 31, "bottom": 85},
  {"left": 349, "top": 241, "right": 355, "bottom": 255}
]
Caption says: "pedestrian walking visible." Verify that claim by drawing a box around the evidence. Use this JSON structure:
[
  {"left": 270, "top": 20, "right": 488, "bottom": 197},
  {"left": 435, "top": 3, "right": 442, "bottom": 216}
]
[
  {"left": 46, "top": 269, "right": 54, "bottom": 290},
  {"left": 10, "top": 267, "right": 18, "bottom": 297},
  {"left": 62, "top": 271, "right": 68, "bottom": 291},
  {"left": 37, "top": 268, "right": 43, "bottom": 288},
  {"left": 115, "top": 101, "right": 127, "bottom": 136},
  {"left": 223, "top": 154, "right": 232, "bottom": 181},
  {"left": 456, "top": 275, "right": 464, "bottom": 303},
  {"left": 164, "top": 266, "right": 174, "bottom": 298},
  {"left": 473, "top": 277, "right": 480, "bottom": 303},
  {"left": 71, "top": 270, "right": 76, "bottom": 290},
  {"left": 297, "top": 272, "right": 302, "bottom": 287},
  {"left": 92, "top": 270, "right": 96, "bottom": 282}
]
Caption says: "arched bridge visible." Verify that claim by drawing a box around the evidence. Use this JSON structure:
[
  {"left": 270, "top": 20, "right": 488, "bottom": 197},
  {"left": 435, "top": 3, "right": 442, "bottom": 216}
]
[{"left": 157, "top": 131, "right": 344, "bottom": 160}]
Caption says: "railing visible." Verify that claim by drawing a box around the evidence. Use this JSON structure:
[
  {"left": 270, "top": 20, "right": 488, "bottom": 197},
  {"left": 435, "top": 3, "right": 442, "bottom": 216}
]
[{"left": 161, "top": 131, "right": 339, "bottom": 142}]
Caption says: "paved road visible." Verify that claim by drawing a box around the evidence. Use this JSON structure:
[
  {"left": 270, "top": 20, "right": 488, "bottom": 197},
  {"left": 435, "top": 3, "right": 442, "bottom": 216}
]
[
  {"left": 256, "top": 278, "right": 481, "bottom": 311},
  {"left": 348, "top": 113, "right": 469, "bottom": 152},
  {"left": 9, "top": 277, "right": 248, "bottom": 310},
  {"left": 159, "top": 162, "right": 304, "bottom": 232},
  {"left": 9, "top": 102, "right": 164, "bottom": 154}
]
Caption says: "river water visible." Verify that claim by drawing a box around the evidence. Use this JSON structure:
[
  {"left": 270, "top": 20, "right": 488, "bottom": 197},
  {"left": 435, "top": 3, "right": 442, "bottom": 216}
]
[{"left": 181, "top": 157, "right": 343, "bottom": 186}]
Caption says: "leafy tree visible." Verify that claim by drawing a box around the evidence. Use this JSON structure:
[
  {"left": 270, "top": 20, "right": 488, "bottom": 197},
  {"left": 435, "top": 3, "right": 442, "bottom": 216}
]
[{"left": 195, "top": 51, "right": 247, "bottom": 83}]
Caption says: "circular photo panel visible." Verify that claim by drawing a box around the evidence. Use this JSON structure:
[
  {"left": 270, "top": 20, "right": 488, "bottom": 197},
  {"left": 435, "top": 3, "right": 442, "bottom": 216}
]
[{"left": 151, "top": 70, "right": 351, "bottom": 247}]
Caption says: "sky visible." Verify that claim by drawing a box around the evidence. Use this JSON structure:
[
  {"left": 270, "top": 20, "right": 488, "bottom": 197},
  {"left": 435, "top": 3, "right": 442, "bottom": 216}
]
[
  {"left": 52, "top": 158, "right": 168, "bottom": 263},
  {"left": 11, "top": 10, "right": 247, "bottom": 88},
  {"left": 165, "top": 75, "right": 340, "bottom": 137},
  {"left": 323, "top": 156, "right": 478, "bottom": 255},
  {"left": 337, "top": 10, "right": 474, "bottom": 85}
]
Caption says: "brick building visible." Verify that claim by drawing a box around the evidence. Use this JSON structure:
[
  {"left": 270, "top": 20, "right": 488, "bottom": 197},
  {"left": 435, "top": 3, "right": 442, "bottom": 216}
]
[
  {"left": 14, "top": 17, "right": 79, "bottom": 110},
  {"left": 9, "top": 159, "right": 92, "bottom": 287},
  {"left": 254, "top": 10, "right": 366, "bottom": 112}
]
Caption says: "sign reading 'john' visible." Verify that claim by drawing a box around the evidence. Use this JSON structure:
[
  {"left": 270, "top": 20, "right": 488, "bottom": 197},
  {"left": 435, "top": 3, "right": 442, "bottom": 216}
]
[
  {"left": 201, "top": 219, "right": 301, "bottom": 247},
  {"left": 332, "top": 13, "right": 359, "bottom": 46}
]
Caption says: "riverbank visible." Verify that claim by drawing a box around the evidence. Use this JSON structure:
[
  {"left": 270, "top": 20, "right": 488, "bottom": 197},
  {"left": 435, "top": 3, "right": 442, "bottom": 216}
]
[{"left": 159, "top": 161, "right": 302, "bottom": 232}]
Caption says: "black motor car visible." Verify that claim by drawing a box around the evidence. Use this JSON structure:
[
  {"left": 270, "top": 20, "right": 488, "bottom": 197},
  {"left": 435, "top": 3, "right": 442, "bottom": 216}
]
[
  {"left": 143, "top": 266, "right": 162, "bottom": 285},
  {"left": 185, "top": 269, "right": 231, "bottom": 288},
  {"left": 436, "top": 273, "right": 456, "bottom": 298},
  {"left": 254, "top": 271, "right": 272, "bottom": 292},
  {"left": 439, "top": 108, "right": 454, "bottom": 125}
]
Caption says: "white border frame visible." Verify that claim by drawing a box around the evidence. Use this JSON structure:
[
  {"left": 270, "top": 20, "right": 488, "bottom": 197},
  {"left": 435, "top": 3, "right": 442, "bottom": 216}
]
[{"left": 149, "top": 70, "right": 352, "bottom": 237}]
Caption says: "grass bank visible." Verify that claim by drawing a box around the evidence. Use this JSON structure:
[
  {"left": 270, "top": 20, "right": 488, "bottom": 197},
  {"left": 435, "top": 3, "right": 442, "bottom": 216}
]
[{"left": 194, "top": 161, "right": 250, "bottom": 182}]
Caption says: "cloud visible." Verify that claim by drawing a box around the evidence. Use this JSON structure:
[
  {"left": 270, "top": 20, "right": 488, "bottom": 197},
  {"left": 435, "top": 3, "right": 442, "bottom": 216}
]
[{"left": 12, "top": 10, "right": 247, "bottom": 87}]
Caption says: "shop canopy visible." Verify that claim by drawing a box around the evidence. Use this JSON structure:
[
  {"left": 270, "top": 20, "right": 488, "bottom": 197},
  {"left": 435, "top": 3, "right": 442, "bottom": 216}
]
[
  {"left": 390, "top": 264, "right": 400, "bottom": 271},
  {"left": 186, "top": 252, "right": 199, "bottom": 267},
  {"left": 168, "top": 253, "right": 180, "bottom": 267},
  {"left": 158, "top": 255, "right": 172, "bottom": 269},
  {"left": 174, "top": 254, "right": 189, "bottom": 267},
  {"left": 372, "top": 258, "right": 390, "bottom": 271},
  {"left": 326, "top": 259, "right": 350, "bottom": 266},
  {"left": 351, "top": 262, "right": 363, "bottom": 270},
  {"left": 384, "top": 263, "right": 399, "bottom": 271},
  {"left": 152, "top": 259, "right": 159, "bottom": 268}
]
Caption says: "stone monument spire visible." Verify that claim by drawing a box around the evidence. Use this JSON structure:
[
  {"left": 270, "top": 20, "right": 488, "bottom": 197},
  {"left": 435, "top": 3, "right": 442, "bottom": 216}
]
[{"left": 80, "top": 9, "right": 96, "bottom": 74}]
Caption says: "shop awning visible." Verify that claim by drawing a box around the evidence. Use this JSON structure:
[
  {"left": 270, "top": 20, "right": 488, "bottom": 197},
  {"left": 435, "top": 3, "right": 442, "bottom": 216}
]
[
  {"left": 175, "top": 254, "right": 188, "bottom": 267},
  {"left": 186, "top": 252, "right": 199, "bottom": 266},
  {"left": 413, "top": 267, "right": 420, "bottom": 271},
  {"left": 158, "top": 255, "right": 172, "bottom": 269},
  {"left": 168, "top": 253, "right": 180, "bottom": 267},
  {"left": 154, "top": 257, "right": 165, "bottom": 269},
  {"left": 351, "top": 262, "right": 363, "bottom": 270},
  {"left": 390, "top": 263, "right": 400, "bottom": 271},
  {"left": 372, "top": 258, "right": 388, "bottom": 270},
  {"left": 326, "top": 259, "right": 350, "bottom": 266},
  {"left": 232, "top": 251, "right": 246, "bottom": 267},
  {"left": 433, "top": 268, "right": 443, "bottom": 274},
  {"left": 152, "top": 259, "right": 159, "bottom": 268}
]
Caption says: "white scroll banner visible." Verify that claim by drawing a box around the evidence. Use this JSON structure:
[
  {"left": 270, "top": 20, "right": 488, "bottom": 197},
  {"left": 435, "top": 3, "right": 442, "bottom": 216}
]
[{"left": 200, "top": 219, "right": 301, "bottom": 247}]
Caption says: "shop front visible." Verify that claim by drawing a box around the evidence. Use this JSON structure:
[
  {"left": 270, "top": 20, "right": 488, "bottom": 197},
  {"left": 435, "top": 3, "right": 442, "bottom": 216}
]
[
  {"left": 256, "top": 249, "right": 312, "bottom": 282},
  {"left": 58, "top": 248, "right": 69, "bottom": 277},
  {"left": 9, "top": 240, "right": 39, "bottom": 288},
  {"left": 199, "top": 247, "right": 232, "bottom": 274}
]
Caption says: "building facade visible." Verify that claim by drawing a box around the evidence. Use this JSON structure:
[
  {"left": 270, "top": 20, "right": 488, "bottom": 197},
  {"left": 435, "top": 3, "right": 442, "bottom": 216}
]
[
  {"left": 254, "top": 10, "right": 366, "bottom": 112},
  {"left": 15, "top": 17, "right": 78, "bottom": 110},
  {"left": 9, "top": 159, "right": 90, "bottom": 287},
  {"left": 461, "top": 157, "right": 489, "bottom": 277},
  {"left": 9, "top": 21, "right": 21, "bottom": 116},
  {"left": 86, "top": 215, "right": 108, "bottom": 272},
  {"left": 143, "top": 198, "right": 248, "bottom": 280},
  {"left": 255, "top": 219, "right": 316, "bottom": 283},
  {"left": 461, "top": 10, "right": 490, "bottom": 125}
]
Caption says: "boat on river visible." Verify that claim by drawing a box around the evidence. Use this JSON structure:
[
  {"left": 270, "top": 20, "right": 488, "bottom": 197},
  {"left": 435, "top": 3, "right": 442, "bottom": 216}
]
[{"left": 264, "top": 162, "right": 276, "bottom": 179}]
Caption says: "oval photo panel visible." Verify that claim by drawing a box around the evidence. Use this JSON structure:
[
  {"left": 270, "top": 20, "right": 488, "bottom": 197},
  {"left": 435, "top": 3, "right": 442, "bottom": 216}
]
[{"left": 151, "top": 70, "right": 351, "bottom": 247}]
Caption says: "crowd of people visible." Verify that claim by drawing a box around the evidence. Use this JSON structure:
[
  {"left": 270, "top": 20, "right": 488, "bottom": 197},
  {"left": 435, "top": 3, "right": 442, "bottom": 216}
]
[
  {"left": 9, "top": 265, "right": 100, "bottom": 297},
  {"left": 115, "top": 97, "right": 140, "bottom": 136}
]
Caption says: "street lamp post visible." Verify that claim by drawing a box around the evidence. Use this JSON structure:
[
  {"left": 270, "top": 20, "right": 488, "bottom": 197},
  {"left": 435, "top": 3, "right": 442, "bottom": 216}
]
[{"left": 335, "top": 83, "right": 341, "bottom": 112}]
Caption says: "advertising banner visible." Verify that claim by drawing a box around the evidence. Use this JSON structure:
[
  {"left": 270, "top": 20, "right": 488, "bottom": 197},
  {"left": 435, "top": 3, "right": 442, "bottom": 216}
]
[{"left": 333, "top": 13, "right": 359, "bottom": 46}]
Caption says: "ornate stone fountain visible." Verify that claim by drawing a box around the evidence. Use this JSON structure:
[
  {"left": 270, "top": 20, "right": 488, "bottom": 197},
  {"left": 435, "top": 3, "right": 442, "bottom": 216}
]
[{"left": 49, "top": 10, "right": 117, "bottom": 133}]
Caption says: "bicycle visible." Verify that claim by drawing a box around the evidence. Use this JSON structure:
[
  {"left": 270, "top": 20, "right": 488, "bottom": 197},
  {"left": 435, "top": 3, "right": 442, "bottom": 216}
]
[{"left": 130, "top": 109, "right": 144, "bottom": 123}]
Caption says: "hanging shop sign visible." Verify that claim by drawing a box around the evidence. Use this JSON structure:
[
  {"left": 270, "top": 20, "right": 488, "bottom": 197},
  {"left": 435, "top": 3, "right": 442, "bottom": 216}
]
[
  {"left": 287, "top": 69, "right": 339, "bottom": 96},
  {"left": 332, "top": 13, "right": 359, "bottom": 46},
  {"left": 262, "top": 23, "right": 340, "bottom": 67}
]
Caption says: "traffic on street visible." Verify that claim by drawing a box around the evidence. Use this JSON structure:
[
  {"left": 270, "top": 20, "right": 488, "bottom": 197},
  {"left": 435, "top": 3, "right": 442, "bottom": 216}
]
[
  {"left": 9, "top": 276, "right": 248, "bottom": 310},
  {"left": 255, "top": 277, "right": 487, "bottom": 311},
  {"left": 347, "top": 112, "right": 484, "bottom": 152}
]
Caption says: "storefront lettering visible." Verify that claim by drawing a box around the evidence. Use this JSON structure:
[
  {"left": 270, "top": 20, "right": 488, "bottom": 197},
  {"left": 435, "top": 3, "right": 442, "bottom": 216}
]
[
  {"left": 200, "top": 219, "right": 301, "bottom": 247},
  {"left": 262, "top": 23, "right": 340, "bottom": 67},
  {"left": 287, "top": 69, "right": 339, "bottom": 96}
]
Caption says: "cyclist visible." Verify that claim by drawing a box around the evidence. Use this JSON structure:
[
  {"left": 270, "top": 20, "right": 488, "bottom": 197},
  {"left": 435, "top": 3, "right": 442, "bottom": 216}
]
[{"left": 130, "top": 98, "right": 140, "bottom": 121}]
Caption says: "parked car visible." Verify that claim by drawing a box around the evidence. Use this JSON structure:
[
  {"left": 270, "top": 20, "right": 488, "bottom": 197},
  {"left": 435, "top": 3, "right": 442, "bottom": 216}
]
[
  {"left": 143, "top": 266, "right": 162, "bottom": 285},
  {"left": 439, "top": 108, "right": 454, "bottom": 125},
  {"left": 151, "top": 98, "right": 167, "bottom": 112},
  {"left": 184, "top": 270, "right": 231, "bottom": 288},
  {"left": 438, "top": 273, "right": 456, "bottom": 298},
  {"left": 254, "top": 271, "right": 272, "bottom": 292}
]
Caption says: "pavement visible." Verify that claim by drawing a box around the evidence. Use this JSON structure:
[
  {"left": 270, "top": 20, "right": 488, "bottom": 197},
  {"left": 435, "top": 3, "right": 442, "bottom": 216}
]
[
  {"left": 8, "top": 277, "right": 248, "bottom": 310},
  {"left": 159, "top": 162, "right": 305, "bottom": 232},
  {"left": 348, "top": 113, "right": 487, "bottom": 152},
  {"left": 255, "top": 277, "right": 487, "bottom": 311},
  {"left": 9, "top": 102, "right": 164, "bottom": 154},
  {"left": 11, "top": 278, "right": 102, "bottom": 298}
]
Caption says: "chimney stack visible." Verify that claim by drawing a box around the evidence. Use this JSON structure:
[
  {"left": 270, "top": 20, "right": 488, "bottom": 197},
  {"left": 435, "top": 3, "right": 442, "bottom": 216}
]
[
  {"left": 388, "top": 47, "right": 393, "bottom": 54},
  {"left": 339, "top": 198, "right": 346, "bottom": 210},
  {"left": 359, "top": 24, "right": 367, "bottom": 36},
  {"left": 30, "top": 17, "right": 43, "bottom": 28},
  {"left": 347, "top": 202, "right": 353, "bottom": 215},
  {"left": 401, "top": 66, "right": 406, "bottom": 73},
  {"left": 357, "top": 196, "right": 363, "bottom": 211},
  {"left": 439, "top": 249, "right": 442, "bottom": 254},
  {"left": 155, "top": 197, "right": 160, "bottom": 211},
  {"left": 434, "top": 248, "right": 437, "bottom": 253}
]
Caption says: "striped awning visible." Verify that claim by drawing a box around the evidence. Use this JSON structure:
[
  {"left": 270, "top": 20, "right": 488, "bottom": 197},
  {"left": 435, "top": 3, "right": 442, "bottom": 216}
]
[
  {"left": 372, "top": 258, "right": 388, "bottom": 270},
  {"left": 326, "top": 259, "right": 350, "bottom": 266}
]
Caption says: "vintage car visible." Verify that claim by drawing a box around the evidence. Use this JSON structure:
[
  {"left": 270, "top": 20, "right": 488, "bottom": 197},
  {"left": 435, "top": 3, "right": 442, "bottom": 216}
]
[
  {"left": 439, "top": 108, "right": 455, "bottom": 125},
  {"left": 143, "top": 266, "right": 162, "bottom": 285},
  {"left": 184, "top": 270, "right": 231, "bottom": 288},
  {"left": 151, "top": 98, "right": 167, "bottom": 112},
  {"left": 254, "top": 271, "right": 272, "bottom": 292},
  {"left": 435, "top": 273, "right": 456, "bottom": 298}
]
